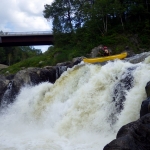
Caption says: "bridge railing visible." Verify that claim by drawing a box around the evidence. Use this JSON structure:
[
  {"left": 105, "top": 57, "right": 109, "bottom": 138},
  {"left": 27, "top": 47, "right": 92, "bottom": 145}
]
[{"left": 0, "top": 31, "right": 53, "bottom": 36}]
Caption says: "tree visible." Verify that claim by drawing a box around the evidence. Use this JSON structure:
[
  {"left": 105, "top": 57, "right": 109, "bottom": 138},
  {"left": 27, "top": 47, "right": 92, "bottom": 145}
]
[
  {"left": 43, "top": 0, "right": 75, "bottom": 33},
  {"left": 0, "top": 46, "right": 42, "bottom": 66},
  {"left": 8, "top": 53, "right": 12, "bottom": 66},
  {"left": 43, "top": 0, "right": 150, "bottom": 53},
  {"left": 0, "top": 47, "right": 6, "bottom": 64}
]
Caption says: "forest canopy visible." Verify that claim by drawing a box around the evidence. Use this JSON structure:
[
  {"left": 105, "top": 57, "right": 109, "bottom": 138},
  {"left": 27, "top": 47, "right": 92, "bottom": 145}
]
[
  {"left": 43, "top": 0, "right": 150, "bottom": 55},
  {"left": 43, "top": 0, "right": 150, "bottom": 33},
  {"left": 0, "top": 46, "right": 42, "bottom": 66}
]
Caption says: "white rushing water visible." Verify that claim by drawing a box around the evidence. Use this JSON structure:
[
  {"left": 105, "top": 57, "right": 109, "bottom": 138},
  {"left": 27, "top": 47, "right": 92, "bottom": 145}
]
[{"left": 1, "top": 58, "right": 150, "bottom": 150}]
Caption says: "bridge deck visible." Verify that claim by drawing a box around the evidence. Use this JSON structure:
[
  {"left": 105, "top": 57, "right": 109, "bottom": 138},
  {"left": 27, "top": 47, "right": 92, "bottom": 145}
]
[{"left": 0, "top": 31, "right": 54, "bottom": 47}]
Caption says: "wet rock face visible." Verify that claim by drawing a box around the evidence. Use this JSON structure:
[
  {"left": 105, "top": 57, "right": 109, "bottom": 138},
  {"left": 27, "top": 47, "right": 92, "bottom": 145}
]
[
  {"left": 145, "top": 81, "right": 150, "bottom": 97},
  {"left": 12, "top": 67, "right": 57, "bottom": 93},
  {"left": 108, "top": 67, "right": 136, "bottom": 124},
  {"left": 140, "top": 98, "right": 150, "bottom": 117},
  {"left": 140, "top": 81, "right": 150, "bottom": 118},
  {"left": 0, "top": 67, "right": 60, "bottom": 107},
  {"left": 103, "top": 113, "right": 150, "bottom": 150},
  {"left": 113, "top": 67, "right": 136, "bottom": 112},
  {"left": 0, "top": 75, "right": 8, "bottom": 103},
  {"left": 1, "top": 81, "right": 16, "bottom": 108},
  {"left": 0, "top": 58, "right": 83, "bottom": 108},
  {"left": 124, "top": 52, "right": 150, "bottom": 64}
]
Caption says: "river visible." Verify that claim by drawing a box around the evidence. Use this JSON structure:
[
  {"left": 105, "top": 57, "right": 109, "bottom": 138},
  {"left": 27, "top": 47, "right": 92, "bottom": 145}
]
[{"left": 0, "top": 57, "right": 150, "bottom": 150}]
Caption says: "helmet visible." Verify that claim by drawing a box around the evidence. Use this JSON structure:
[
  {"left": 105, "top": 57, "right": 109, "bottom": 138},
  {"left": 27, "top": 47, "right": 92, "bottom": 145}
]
[{"left": 103, "top": 46, "right": 107, "bottom": 49}]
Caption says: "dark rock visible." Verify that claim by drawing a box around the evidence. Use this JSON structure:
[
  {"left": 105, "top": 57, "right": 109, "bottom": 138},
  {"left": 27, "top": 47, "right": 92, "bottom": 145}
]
[
  {"left": 126, "top": 50, "right": 135, "bottom": 57},
  {"left": 0, "top": 56, "right": 82, "bottom": 107},
  {"left": 140, "top": 98, "right": 150, "bottom": 117},
  {"left": 72, "top": 57, "right": 84, "bottom": 66},
  {"left": 145, "top": 81, "right": 150, "bottom": 97},
  {"left": 103, "top": 113, "right": 150, "bottom": 150},
  {"left": 1, "top": 81, "right": 16, "bottom": 108},
  {"left": 124, "top": 52, "right": 150, "bottom": 64},
  {"left": 109, "top": 67, "right": 136, "bottom": 124},
  {"left": 12, "top": 67, "right": 57, "bottom": 95},
  {"left": 0, "top": 75, "right": 8, "bottom": 104},
  {"left": 90, "top": 45, "right": 103, "bottom": 58},
  {"left": 139, "top": 81, "right": 150, "bottom": 117},
  {"left": 56, "top": 61, "right": 72, "bottom": 67},
  {"left": 0, "top": 67, "right": 58, "bottom": 107},
  {"left": 113, "top": 67, "right": 135, "bottom": 111}
]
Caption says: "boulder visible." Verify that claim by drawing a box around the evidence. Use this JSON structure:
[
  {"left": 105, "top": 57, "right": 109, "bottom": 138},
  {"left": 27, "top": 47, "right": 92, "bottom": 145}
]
[
  {"left": 90, "top": 45, "right": 103, "bottom": 58},
  {"left": 145, "top": 81, "right": 150, "bottom": 97},
  {"left": 140, "top": 98, "right": 150, "bottom": 117},
  {"left": 0, "top": 56, "right": 83, "bottom": 107},
  {"left": 72, "top": 56, "right": 84, "bottom": 66},
  {"left": 140, "top": 81, "right": 150, "bottom": 117},
  {"left": 0, "top": 75, "right": 9, "bottom": 103},
  {"left": 124, "top": 52, "right": 150, "bottom": 64},
  {"left": 103, "top": 113, "right": 150, "bottom": 150},
  {"left": 0, "top": 67, "right": 58, "bottom": 107}
]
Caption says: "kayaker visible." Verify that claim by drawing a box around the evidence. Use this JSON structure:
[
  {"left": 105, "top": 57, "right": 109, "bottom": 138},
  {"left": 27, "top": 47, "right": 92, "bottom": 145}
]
[
  {"left": 103, "top": 46, "right": 110, "bottom": 56},
  {"left": 98, "top": 46, "right": 110, "bottom": 56}
]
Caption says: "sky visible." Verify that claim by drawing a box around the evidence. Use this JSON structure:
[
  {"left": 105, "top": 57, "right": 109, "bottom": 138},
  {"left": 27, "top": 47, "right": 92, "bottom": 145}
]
[{"left": 0, "top": 0, "right": 53, "bottom": 52}]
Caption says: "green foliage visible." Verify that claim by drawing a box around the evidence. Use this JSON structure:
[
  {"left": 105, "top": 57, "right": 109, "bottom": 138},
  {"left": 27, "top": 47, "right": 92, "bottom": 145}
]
[
  {"left": 0, "top": 46, "right": 42, "bottom": 66},
  {"left": 0, "top": 47, "right": 6, "bottom": 63},
  {"left": 139, "top": 34, "right": 150, "bottom": 48},
  {"left": 43, "top": 0, "right": 150, "bottom": 57},
  {"left": 1, "top": 0, "right": 150, "bottom": 75},
  {"left": 0, "top": 54, "right": 49, "bottom": 75}
]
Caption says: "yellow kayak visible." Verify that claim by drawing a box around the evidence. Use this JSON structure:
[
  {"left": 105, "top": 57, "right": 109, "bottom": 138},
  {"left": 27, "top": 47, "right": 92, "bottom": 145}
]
[{"left": 83, "top": 52, "right": 127, "bottom": 63}]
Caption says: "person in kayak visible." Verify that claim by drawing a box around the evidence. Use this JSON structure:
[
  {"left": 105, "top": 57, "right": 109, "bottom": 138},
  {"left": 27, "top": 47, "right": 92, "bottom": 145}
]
[
  {"left": 103, "top": 46, "right": 110, "bottom": 56},
  {"left": 98, "top": 46, "right": 110, "bottom": 56}
]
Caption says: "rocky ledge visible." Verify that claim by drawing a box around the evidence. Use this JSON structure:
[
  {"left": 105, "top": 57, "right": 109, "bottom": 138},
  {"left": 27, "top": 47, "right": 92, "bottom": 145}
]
[
  {"left": 0, "top": 57, "right": 83, "bottom": 106},
  {"left": 104, "top": 113, "right": 150, "bottom": 150}
]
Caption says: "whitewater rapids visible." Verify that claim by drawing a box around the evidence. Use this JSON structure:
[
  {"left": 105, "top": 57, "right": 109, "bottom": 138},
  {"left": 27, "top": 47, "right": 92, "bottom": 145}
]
[{"left": 1, "top": 57, "right": 150, "bottom": 150}]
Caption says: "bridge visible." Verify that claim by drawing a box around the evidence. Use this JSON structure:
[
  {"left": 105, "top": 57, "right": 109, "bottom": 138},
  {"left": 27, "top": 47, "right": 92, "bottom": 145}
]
[{"left": 0, "top": 31, "right": 54, "bottom": 47}]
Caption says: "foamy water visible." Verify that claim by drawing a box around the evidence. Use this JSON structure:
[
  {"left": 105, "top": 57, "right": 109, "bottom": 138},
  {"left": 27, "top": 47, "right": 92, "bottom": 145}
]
[{"left": 0, "top": 58, "right": 150, "bottom": 150}]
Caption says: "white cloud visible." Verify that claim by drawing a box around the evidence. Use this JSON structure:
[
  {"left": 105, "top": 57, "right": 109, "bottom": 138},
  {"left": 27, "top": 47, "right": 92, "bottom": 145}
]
[{"left": 0, "top": 0, "right": 53, "bottom": 52}]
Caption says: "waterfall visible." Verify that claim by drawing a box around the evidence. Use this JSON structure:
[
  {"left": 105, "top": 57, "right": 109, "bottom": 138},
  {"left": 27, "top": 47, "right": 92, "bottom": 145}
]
[{"left": 0, "top": 59, "right": 150, "bottom": 150}]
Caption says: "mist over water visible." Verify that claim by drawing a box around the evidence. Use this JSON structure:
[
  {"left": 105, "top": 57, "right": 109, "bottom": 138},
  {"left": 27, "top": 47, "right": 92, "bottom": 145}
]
[{"left": 1, "top": 59, "right": 150, "bottom": 150}]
